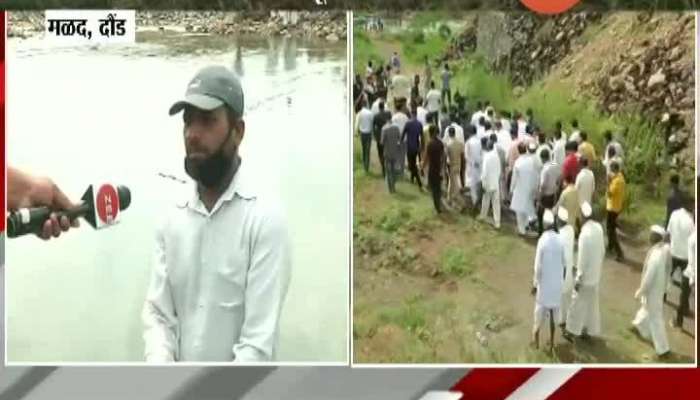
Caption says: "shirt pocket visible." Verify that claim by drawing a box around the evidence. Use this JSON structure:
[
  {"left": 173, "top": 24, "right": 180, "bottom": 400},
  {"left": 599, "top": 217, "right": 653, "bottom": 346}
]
[{"left": 213, "top": 250, "right": 248, "bottom": 309}]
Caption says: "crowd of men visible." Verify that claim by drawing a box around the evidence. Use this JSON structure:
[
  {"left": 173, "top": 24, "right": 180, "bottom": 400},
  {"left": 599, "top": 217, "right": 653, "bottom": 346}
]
[{"left": 354, "top": 54, "right": 696, "bottom": 360}]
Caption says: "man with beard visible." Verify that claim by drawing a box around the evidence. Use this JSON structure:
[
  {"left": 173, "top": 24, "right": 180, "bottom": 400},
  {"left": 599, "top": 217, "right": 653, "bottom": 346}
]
[{"left": 143, "top": 66, "right": 292, "bottom": 362}]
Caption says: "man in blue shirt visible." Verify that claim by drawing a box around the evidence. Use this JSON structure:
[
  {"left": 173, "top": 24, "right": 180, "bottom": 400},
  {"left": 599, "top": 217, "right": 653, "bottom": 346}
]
[{"left": 402, "top": 107, "right": 424, "bottom": 189}]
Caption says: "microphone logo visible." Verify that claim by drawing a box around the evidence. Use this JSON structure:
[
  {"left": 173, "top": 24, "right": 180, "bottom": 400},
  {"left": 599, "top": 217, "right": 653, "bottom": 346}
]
[{"left": 96, "top": 184, "right": 120, "bottom": 225}]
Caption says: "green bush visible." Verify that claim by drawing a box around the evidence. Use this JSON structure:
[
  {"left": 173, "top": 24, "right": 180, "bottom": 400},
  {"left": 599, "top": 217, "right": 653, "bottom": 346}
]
[
  {"left": 401, "top": 32, "right": 449, "bottom": 65},
  {"left": 438, "top": 23, "right": 452, "bottom": 39},
  {"left": 379, "top": 296, "right": 428, "bottom": 333},
  {"left": 439, "top": 247, "right": 474, "bottom": 277},
  {"left": 353, "top": 30, "right": 383, "bottom": 75}
]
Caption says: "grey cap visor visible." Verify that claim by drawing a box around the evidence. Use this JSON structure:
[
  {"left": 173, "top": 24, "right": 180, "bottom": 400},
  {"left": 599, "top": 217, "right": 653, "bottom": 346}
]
[{"left": 168, "top": 93, "right": 225, "bottom": 116}]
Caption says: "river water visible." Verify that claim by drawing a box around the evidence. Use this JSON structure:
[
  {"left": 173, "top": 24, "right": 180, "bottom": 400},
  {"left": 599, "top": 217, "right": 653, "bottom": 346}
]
[{"left": 5, "top": 32, "right": 349, "bottom": 362}]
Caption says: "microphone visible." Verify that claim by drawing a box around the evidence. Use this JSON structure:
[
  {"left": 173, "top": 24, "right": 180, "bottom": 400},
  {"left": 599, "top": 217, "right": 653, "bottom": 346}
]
[{"left": 7, "top": 184, "right": 131, "bottom": 238}]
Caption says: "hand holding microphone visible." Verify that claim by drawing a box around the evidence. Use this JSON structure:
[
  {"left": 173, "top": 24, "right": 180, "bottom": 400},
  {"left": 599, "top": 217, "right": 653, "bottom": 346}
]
[
  {"left": 7, "top": 168, "right": 80, "bottom": 240},
  {"left": 7, "top": 167, "right": 132, "bottom": 239}
]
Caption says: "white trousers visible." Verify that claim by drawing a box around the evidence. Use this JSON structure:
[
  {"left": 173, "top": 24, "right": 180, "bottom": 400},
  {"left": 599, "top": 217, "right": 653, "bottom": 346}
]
[{"left": 480, "top": 189, "right": 501, "bottom": 228}]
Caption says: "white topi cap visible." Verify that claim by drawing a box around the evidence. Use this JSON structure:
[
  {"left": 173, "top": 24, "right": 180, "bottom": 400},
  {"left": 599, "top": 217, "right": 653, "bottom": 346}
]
[
  {"left": 528, "top": 142, "right": 537, "bottom": 151},
  {"left": 581, "top": 202, "right": 593, "bottom": 218},
  {"left": 543, "top": 209, "right": 555, "bottom": 227},
  {"left": 650, "top": 225, "right": 666, "bottom": 236},
  {"left": 557, "top": 207, "right": 569, "bottom": 223}
]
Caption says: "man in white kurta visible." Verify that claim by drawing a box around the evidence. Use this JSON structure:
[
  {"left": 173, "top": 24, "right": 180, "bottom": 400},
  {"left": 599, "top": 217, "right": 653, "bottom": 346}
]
[
  {"left": 557, "top": 208, "right": 576, "bottom": 326},
  {"left": 510, "top": 143, "right": 539, "bottom": 235},
  {"left": 632, "top": 225, "right": 671, "bottom": 357},
  {"left": 496, "top": 120, "right": 512, "bottom": 155},
  {"left": 687, "top": 231, "right": 696, "bottom": 288},
  {"left": 465, "top": 130, "right": 483, "bottom": 208},
  {"left": 575, "top": 157, "right": 595, "bottom": 206},
  {"left": 565, "top": 202, "right": 605, "bottom": 340},
  {"left": 470, "top": 102, "right": 485, "bottom": 126},
  {"left": 448, "top": 121, "right": 465, "bottom": 145},
  {"left": 552, "top": 129, "right": 567, "bottom": 166},
  {"left": 479, "top": 139, "right": 502, "bottom": 228},
  {"left": 516, "top": 114, "right": 528, "bottom": 138},
  {"left": 667, "top": 203, "right": 695, "bottom": 328},
  {"left": 532, "top": 209, "right": 566, "bottom": 351}
]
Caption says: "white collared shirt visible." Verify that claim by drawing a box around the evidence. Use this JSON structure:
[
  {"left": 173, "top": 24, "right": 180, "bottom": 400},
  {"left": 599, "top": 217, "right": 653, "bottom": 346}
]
[
  {"left": 142, "top": 164, "right": 291, "bottom": 362},
  {"left": 667, "top": 209, "right": 694, "bottom": 260},
  {"left": 355, "top": 107, "right": 373, "bottom": 134}
]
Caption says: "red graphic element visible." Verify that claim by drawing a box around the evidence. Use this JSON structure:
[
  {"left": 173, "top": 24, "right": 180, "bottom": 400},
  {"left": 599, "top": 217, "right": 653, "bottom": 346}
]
[
  {"left": 521, "top": 0, "right": 581, "bottom": 14},
  {"left": 451, "top": 368, "right": 700, "bottom": 399},
  {"left": 548, "top": 369, "right": 699, "bottom": 400},
  {"left": 451, "top": 368, "right": 539, "bottom": 400},
  {"left": 95, "top": 184, "right": 120, "bottom": 224}
]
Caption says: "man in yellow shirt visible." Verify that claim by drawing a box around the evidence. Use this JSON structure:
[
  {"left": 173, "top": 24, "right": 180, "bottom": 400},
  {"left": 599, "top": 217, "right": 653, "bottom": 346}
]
[
  {"left": 578, "top": 131, "right": 597, "bottom": 165},
  {"left": 606, "top": 161, "right": 625, "bottom": 261},
  {"left": 556, "top": 176, "right": 582, "bottom": 234}
]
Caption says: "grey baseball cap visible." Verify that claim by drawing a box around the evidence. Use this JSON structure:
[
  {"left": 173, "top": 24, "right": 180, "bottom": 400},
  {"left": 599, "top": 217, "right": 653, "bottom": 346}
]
[{"left": 168, "top": 65, "right": 244, "bottom": 118}]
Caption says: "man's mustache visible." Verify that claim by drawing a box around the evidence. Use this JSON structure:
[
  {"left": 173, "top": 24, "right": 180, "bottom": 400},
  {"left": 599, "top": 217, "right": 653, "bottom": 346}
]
[{"left": 186, "top": 147, "right": 210, "bottom": 157}]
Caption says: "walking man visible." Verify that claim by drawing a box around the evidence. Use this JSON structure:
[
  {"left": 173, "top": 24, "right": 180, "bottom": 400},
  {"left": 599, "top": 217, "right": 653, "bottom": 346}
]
[
  {"left": 372, "top": 101, "right": 392, "bottom": 177},
  {"left": 381, "top": 118, "right": 401, "bottom": 194},
  {"left": 606, "top": 161, "right": 626, "bottom": 261},
  {"left": 538, "top": 148, "right": 560, "bottom": 236},
  {"left": 402, "top": 108, "right": 424, "bottom": 189},
  {"left": 667, "top": 198, "right": 695, "bottom": 329},
  {"left": 565, "top": 202, "right": 605, "bottom": 342},
  {"left": 446, "top": 127, "right": 465, "bottom": 210},
  {"left": 632, "top": 225, "right": 671, "bottom": 358},
  {"left": 355, "top": 99, "right": 374, "bottom": 173},
  {"left": 425, "top": 124, "right": 445, "bottom": 213},
  {"left": 558, "top": 208, "right": 576, "bottom": 327},
  {"left": 510, "top": 143, "right": 539, "bottom": 236},
  {"left": 480, "top": 138, "right": 502, "bottom": 228},
  {"left": 532, "top": 209, "right": 566, "bottom": 352}
]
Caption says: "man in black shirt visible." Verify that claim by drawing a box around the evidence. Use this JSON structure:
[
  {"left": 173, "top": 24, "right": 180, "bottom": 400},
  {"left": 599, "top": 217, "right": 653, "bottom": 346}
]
[
  {"left": 353, "top": 74, "right": 364, "bottom": 113},
  {"left": 373, "top": 101, "right": 392, "bottom": 177},
  {"left": 410, "top": 74, "right": 421, "bottom": 108},
  {"left": 425, "top": 124, "right": 445, "bottom": 213},
  {"left": 666, "top": 174, "right": 686, "bottom": 226}
]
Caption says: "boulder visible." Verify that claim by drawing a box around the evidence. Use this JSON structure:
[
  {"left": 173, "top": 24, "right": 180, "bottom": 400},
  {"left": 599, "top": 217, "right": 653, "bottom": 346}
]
[{"left": 647, "top": 69, "right": 666, "bottom": 89}]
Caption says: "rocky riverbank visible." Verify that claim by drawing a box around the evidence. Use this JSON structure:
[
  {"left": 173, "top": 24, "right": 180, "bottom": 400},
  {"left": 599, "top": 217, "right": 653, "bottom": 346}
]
[
  {"left": 441, "top": 11, "right": 695, "bottom": 172},
  {"left": 138, "top": 10, "right": 346, "bottom": 41},
  {"left": 7, "top": 10, "right": 347, "bottom": 42}
]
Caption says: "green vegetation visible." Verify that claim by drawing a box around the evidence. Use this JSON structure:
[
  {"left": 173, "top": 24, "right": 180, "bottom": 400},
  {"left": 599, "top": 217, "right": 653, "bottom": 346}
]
[
  {"left": 400, "top": 30, "right": 450, "bottom": 65},
  {"left": 445, "top": 56, "right": 672, "bottom": 228},
  {"left": 378, "top": 295, "right": 428, "bottom": 333},
  {"left": 353, "top": 30, "right": 383, "bottom": 75},
  {"left": 439, "top": 247, "right": 474, "bottom": 277}
]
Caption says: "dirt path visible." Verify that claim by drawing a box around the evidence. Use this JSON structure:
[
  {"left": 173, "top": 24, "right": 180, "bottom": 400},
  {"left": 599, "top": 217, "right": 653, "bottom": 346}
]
[
  {"left": 353, "top": 136, "right": 695, "bottom": 364},
  {"left": 354, "top": 33, "right": 695, "bottom": 364}
]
